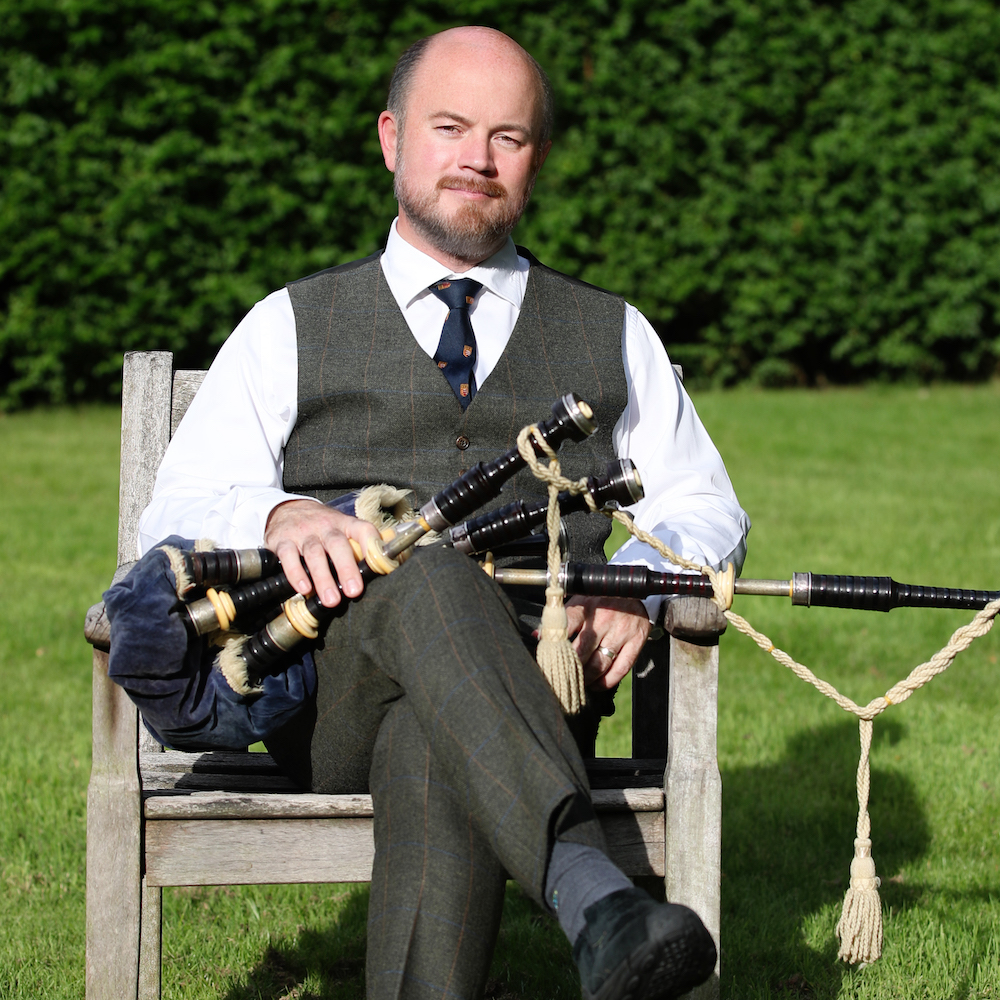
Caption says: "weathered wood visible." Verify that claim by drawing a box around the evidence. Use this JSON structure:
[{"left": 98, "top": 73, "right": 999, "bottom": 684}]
[
  {"left": 138, "top": 723, "right": 163, "bottom": 755},
  {"left": 170, "top": 370, "right": 208, "bottom": 435},
  {"left": 89, "top": 351, "right": 723, "bottom": 996},
  {"left": 665, "top": 627, "right": 722, "bottom": 1000},
  {"left": 145, "top": 792, "right": 376, "bottom": 820},
  {"left": 119, "top": 353, "right": 172, "bottom": 566},
  {"left": 664, "top": 596, "right": 727, "bottom": 644},
  {"left": 86, "top": 648, "right": 141, "bottom": 1000},
  {"left": 138, "top": 877, "right": 161, "bottom": 1000},
  {"left": 85, "top": 602, "right": 111, "bottom": 651},
  {"left": 142, "top": 786, "right": 663, "bottom": 821},
  {"left": 601, "top": 810, "right": 665, "bottom": 877},
  {"left": 145, "top": 818, "right": 377, "bottom": 885},
  {"left": 142, "top": 771, "right": 299, "bottom": 794},
  {"left": 141, "top": 749, "right": 287, "bottom": 777},
  {"left": 585, "top": 757, "right": 666, "bottom": 788},
  {"left": 144, "top": 805, "right": 665, "bottom": 887},
  {"left": 593, "top": 787, "right": 663, "bottom": 812}
]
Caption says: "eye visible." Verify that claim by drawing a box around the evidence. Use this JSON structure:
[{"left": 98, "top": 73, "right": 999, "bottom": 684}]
[{"left": 495, "top": 133, "right": 524, "bottom": 147}]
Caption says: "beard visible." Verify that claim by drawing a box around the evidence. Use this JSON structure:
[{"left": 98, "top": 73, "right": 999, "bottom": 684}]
[{"left": 394, "top": 153, "right": 535, "bottom": 264}]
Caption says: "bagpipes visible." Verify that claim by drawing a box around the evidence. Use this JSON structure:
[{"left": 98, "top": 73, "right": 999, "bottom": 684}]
[{"left": 126, "top": 393, "right": 613, "bottom": 697}]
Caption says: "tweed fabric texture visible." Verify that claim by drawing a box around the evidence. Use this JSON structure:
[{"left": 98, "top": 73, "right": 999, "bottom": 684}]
[
  {"left": 301, "top": 545, "right": 608, "bottom": 998},
  {"left": 284, "top": 249, "right": 628, "bottom": 564},
  {"left": 365, "top": 699, "right": 508, "bottom": 1000}
]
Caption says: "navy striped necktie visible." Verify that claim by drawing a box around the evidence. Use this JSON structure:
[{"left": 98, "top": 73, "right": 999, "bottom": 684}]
[{"left": 429, "top": 278, "right": 483, "bottom": 409}]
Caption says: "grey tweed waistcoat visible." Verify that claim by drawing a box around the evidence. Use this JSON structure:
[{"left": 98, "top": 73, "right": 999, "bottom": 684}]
[{"left": 283, "top": 249, "right": 628, "bottom": 563}]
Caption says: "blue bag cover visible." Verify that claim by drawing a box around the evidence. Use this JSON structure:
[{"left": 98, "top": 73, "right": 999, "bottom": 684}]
[{"left": 103, "top": 536, "right": 316, "bottom": 750}]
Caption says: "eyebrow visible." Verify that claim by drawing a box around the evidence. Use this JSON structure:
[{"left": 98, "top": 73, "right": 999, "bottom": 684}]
[{"left": 428, "top": 111, "right": 533, "bottom": 135}]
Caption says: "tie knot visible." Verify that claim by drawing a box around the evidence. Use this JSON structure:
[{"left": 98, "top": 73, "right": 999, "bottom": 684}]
[{"left": 429, "top": 278, "right": 482, "bottom": 312}]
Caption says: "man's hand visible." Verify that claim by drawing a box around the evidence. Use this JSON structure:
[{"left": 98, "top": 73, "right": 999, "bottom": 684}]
[
  {"left": 564, "top": 595, "right": 652, "bottom": 690},
  {"left": 264, "top": 500, "right": 382, "bottom": 608}
]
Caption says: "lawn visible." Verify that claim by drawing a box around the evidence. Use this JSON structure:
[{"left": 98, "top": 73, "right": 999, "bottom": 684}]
[{"left": 1, "top": 384, "right": 998, "bottom": 999}]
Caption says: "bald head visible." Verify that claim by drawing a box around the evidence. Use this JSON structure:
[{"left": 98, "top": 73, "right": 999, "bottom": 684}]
[{"left": 387, "top": 27, "right": 554, "bottom": 146}]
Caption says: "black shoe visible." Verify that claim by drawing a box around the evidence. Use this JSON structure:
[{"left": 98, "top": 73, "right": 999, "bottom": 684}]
[{"left": 573, "top": 887, "right": 717, "bottom": 1000}]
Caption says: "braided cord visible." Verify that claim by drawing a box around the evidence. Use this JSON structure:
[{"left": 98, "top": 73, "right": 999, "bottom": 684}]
[{"left": 513, "top": 425, "right": 1000, "bottom": 964}]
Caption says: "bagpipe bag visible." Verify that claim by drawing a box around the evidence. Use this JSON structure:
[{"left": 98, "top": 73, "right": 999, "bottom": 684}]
[{"left": 103, "top": 536, "right": 315, "bottom": 751}]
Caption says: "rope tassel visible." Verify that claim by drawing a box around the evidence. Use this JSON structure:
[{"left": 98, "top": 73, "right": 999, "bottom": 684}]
[
  {"left": 536, "top": 585, "right": 586, "bottom": 714},
  {"left": 836, "top": 838, "right": 883, "bottom": 964},
  {"left": 516, "top": 426, "right": 588, "bottom": 714},
  {"left": 835, "top": 719, "right": 883, "bottom": 964}
]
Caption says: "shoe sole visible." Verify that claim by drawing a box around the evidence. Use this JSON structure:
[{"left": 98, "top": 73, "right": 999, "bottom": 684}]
[{"left": 583, "top": 904, "right": 717, "bottom": 1000}]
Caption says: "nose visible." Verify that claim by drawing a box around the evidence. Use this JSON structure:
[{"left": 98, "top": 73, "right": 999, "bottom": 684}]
[{"left": 458, "top": 131, "right": 496, "bottom": 176}]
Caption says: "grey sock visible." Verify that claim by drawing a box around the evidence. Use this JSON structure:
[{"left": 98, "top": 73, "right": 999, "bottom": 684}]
[{"left": 544, "top": 841, "right": 634, "bottom": 945}]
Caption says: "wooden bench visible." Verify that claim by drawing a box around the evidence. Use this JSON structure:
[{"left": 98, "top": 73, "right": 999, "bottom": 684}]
[{"left": 84, "top": 351, "right": 725, "bottom": 1000}]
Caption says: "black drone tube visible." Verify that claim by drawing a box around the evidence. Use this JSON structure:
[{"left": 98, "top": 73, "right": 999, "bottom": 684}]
[
  {"left": 449, "top": 459, "right": 642, "bottom": 555},
  {"left": 184, "top": 547, "right": 281, "bottom": 588},
  {"left": 181, "top": 572, "right": 298, "bottom": 638},
  {"left": 563, "top": 564, "right": 717, "bottom": 600},
  {"left": 494, "top": 564, "right": 1000, "bottom": 614},
  {"left": 792, "top": 573, "right": 1000, "bottom": 613},
  {"left": 239, "top": 623, "right": 295, "bottom": 682}
]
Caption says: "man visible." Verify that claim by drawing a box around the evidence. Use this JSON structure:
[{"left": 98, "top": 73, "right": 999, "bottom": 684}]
[{"left": 140, "top": 26, "right": 749, "bottom": 1000}]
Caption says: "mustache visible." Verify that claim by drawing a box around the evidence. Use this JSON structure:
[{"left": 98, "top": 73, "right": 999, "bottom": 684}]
[{"left": 437, "top": 176, "right": 508, "bottom": 199}]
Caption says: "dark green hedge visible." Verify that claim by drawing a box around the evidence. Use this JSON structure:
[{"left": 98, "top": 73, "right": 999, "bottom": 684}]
[{"left": 3, "top": 0, "right": 1000, "bottom": 406}]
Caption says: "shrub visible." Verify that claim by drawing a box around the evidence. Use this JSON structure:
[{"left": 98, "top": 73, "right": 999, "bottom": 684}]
[{"left": 2, "top": 0, "right": 999, "bottom": 406}]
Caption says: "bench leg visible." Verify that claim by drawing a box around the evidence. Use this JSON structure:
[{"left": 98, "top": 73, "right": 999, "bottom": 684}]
[
  {"left": 86, "top": 650, "right": 142, "bottom": 999},
  {"left": 665, "top": 635, "right": 722, "bottom": 1000},
  {"left": 139, "top": 878, "right": 162, "bottom": 1000}
]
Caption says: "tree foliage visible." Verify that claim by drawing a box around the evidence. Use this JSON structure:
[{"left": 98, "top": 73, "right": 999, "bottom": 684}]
[{"left": 2, "top": 0, "right": 1000, "bottom": 406}]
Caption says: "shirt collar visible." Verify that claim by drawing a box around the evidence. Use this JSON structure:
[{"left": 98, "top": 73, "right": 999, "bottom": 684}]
[{"left": 381, "top": 218, "right": 528, "bottom": 311}]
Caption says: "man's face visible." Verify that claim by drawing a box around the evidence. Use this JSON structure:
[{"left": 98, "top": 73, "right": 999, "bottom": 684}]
[{"left": 378, "top": 33, "right": 551, "bottom": 267}]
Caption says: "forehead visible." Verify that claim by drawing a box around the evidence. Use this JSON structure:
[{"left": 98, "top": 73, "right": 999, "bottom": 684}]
[{"left": 407, "top": 39, "right": 542, "bottom": 131}]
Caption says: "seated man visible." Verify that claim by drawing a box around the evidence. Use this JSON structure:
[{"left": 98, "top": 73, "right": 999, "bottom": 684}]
[{"left": 138, "top": 25, "right": 749, "bottom": 1000}]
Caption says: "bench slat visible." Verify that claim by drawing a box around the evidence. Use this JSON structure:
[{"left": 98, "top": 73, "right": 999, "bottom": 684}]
[
  {"left": 142, "top": 786, "right": 663, "bottom": 821},
  {"left": 144, "top": 806, "right": 665, "bottom": 887}
]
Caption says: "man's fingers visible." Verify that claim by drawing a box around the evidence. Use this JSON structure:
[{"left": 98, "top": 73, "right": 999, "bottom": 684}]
[
  {"left": 264, "top": 500, "right": 387, "bottom": 608},
  {"left": 585, "top": 634, "right": 645, "bottom": 690},
  {"left": 322, "top": 531, "right": 367, "bottom": 602},
  {"left": 565, "top": 595, "right": 652, "bottom": 689},
  {"left": 301, "top": 535, "right": 343, "bottom": 607},
  {"left": 274, "top": 540, "right": 312, "bottom": 596}
]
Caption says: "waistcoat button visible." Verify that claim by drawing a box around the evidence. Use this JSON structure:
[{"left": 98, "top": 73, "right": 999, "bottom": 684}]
[{"left": 455, "top": 435, "right": 470, "bottom": 450}]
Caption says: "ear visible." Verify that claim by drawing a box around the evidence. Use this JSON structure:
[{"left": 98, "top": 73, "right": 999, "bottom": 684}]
[
  {"left": 535, "top": 138, "right": 552, "bottom": 172},
  {"left": 378, "top": 111, "right": 399, "bottom": 172}
]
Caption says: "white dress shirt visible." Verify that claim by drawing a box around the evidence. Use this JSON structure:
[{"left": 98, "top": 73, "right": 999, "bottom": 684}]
[{"left": 139, "top": 220, "right": 750, "bottom": 618}]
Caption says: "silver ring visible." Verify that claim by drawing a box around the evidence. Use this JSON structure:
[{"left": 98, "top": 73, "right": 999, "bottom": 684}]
[{"left": 597, "top": 645, "right": 617, "bottom": 659}]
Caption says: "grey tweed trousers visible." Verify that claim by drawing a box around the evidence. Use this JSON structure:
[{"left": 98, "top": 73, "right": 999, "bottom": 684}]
[{"left": 305, "top": 544, "right": 608, "bottom": 1000}]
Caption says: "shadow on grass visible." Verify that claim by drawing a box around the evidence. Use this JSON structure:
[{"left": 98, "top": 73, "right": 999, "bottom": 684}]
[
  {"left": 220, "top": 886, "right": 369, "bottom": 1000},
  {"left": 721, "top": 717, "right": 930, "bottom": 999},
  {"left": 219, "top": 883, "right": 578, "bottom": 1000}
]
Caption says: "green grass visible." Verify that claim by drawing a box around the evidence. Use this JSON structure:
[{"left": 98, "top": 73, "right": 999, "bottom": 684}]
[
  {"left": 2, "top": 386, "right": 999, "bottom": 998},
  {"left": 0, "top": 407, "right": 120, "bottom": 999}
]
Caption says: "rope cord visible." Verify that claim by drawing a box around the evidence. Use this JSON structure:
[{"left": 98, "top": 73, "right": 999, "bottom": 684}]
[
  {"left": 514, "top": 426, "right": 1000, "bottom": 964},
  {"left": 515, "top": 426, "right": 587, "bottom": 714}
]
